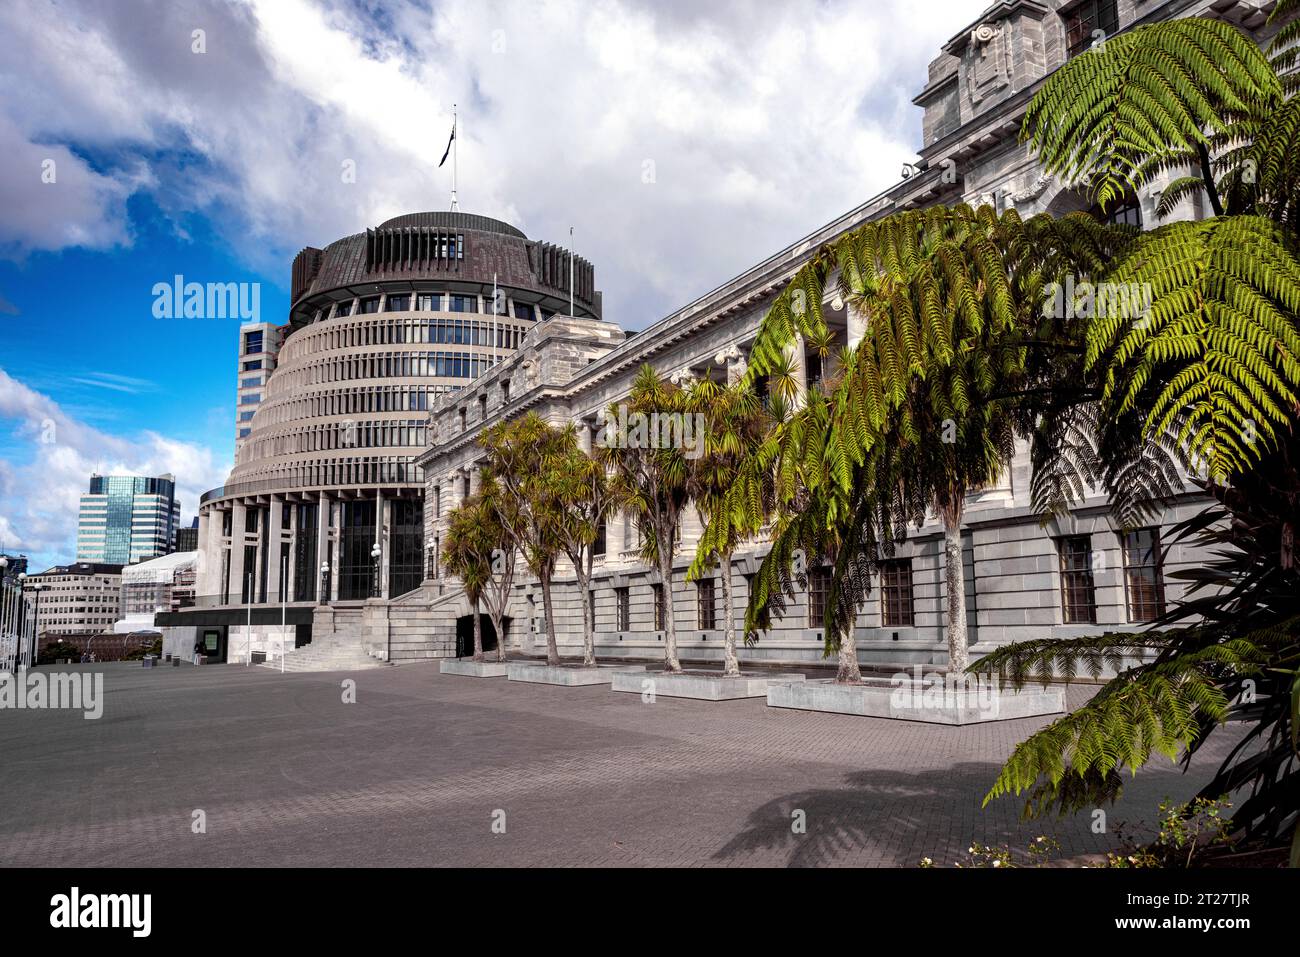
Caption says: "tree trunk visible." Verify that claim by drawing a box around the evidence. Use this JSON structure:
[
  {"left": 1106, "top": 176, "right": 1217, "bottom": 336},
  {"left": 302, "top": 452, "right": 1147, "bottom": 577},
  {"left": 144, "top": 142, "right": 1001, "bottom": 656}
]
[
  {"left": 833, "top": 622, "right": 862, "bottom": 683},
  {"left": 489, "top": 607, "right": 508, "bottom": 663},
  {"left": 539, "top": 565, "right": 560, "bottom": 666},
  {"left": 660, "top": 536, "right": 682, "bottom": 673},
  {"left": 720, "top": 549, "right": 739, "bottom": 677},
  {"left": 471, "top": 596, "right": 483, "bottom": 662},
  {"left": 943, "top": 504, "right": 969, "bottom": 674},
  {"left": 577, "top": 564, "right": 595, "bottom": 667}
]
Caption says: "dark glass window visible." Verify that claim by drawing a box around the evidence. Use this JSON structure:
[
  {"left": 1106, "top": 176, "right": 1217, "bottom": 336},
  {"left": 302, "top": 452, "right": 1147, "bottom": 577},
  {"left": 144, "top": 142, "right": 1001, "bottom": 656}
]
[
  {"left": 243, "top": 330, "right": 263, "bottom": 355},
  {"left": 416, "top": 293, "right": 441, "bottom": 312},
  {"left": 616, "top": 587, "right": 630, "bottom": 631},
  {"left": 242, "top": 360, "right": 262, "bottom": 371},
  {"left": 881, "top": 559, "right": 914, "bottom": 627},
  {"left": 335, "top": 301, "right": 353, "bottom": 318},
  {"left": 652, "top": 583, "right": 666, "bottom": 631},
  {"left": 388, "top": 500, "right": 424, "bottom": 599},
  {"left": 1064, "top": 0, "right": 1118, "bottom": 59},
  {"left": 1059, "top": 536, "right": 1097, "bottom": 623},
  {"left": 512, "top": 302, "right": 536, "bottom": 322},
  {"left": 449, "top": 294, "right": 479, "bottom": 314},
  {"left": 697, "top": 578, "right": 716, "bottom": 630},
  {"left": 385, "top": 294, "right": 410, "bottom": 312},
  {"left": 592, "top": 521, "right": 606, "bottom": 557},
  {"left": 359, "top": 297, "right": 380, "bottom": 314},
  {"left": 1122, "top": 528, "right": 1165, "bottom": 622},
  {"left": 808, "top": 566, "right": 831, "bottom": 629}
]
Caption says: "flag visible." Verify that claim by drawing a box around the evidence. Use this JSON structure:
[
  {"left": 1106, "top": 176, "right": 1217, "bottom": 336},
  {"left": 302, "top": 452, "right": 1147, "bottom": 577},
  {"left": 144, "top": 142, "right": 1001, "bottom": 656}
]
[{"left": 438, "top": 119, "right": 455, "bottom": 168}]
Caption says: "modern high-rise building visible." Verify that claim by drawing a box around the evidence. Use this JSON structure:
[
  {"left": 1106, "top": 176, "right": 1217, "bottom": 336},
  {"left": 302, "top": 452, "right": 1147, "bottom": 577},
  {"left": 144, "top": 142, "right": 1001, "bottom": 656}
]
[
  {"left": 174, "top": 518, "right": 200, "bottom": 553},
  {"left": 76, "top": 474, "right": 181, "bottom": 565},
  {"left": 236, "top": 321, "right": 283, "bottom": 451}
]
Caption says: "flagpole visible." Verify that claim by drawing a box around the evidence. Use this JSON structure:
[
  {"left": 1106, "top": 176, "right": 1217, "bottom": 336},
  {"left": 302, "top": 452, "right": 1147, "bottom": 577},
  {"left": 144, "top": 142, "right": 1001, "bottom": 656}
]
[{"left": 451, "top": 104, "right": 459, "bottom": 212}]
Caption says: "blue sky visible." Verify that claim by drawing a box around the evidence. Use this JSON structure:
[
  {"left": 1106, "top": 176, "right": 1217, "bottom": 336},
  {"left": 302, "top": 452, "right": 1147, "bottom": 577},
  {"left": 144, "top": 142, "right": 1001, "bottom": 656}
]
[{"left": 0, "top": 0, "right": 987, "bottom": 570}]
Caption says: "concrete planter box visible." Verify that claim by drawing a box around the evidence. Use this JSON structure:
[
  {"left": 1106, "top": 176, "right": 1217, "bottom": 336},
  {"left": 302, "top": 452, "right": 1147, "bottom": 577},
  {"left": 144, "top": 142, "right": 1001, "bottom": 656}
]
[
  {"left": 766, "top": 678, "right": 1066, "bottom": 725},
  {"left": 440, "top": 659, "right": 511, "bottom": 678},
  {"left": 611, "top": 669, "right": 806, "bottom": 700},
  {"left": 507, "top": 662, "right": 647, "bottom": 686}
]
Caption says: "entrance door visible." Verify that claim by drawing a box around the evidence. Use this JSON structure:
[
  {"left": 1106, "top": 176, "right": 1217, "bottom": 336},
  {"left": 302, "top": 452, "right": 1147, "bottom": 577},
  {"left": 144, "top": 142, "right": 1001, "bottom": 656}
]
[{"left": 455, "top": 614, "right": 499, "bottom": 658}]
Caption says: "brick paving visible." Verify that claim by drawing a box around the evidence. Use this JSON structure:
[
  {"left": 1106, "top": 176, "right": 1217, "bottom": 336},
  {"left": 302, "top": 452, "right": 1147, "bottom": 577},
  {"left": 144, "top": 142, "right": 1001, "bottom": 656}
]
[{"left": 0, "top": 662, "right": 1244, "bottom": 867}]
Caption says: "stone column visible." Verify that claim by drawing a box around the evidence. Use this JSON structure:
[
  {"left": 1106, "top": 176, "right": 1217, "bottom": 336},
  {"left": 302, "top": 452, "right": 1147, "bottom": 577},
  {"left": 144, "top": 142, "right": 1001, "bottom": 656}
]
[
  {"left": 606, "top": 508, "right": 626, "bottom": 564},
  {"left": 286, "top": 501, "right": 298, "bottom": 602},
  {"left": 196, "top": 512, "right": 215, "bottom": 598},
  {"left": 316, "top": 492, "right": 331, "bottom": 602},
  {"left": 376, "top": 490, "right": 387, "bottom": 600},
  {"left": 267, "top": 496, "right": 284, "bottom": 602},
  {"left": 228, "top": 502, "right": 248, "bottom": 605},
  {"left": 846, "top": 303, "right": 867, "bottom": 349}
]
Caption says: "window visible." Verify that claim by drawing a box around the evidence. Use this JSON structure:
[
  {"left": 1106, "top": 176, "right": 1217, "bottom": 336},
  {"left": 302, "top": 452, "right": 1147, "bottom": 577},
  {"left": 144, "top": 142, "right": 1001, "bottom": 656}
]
[
  {"left": 1122, "top": 528, "right": 1165, "bottom": 622},
  {"left": 592, "top": 521, "right": 606, "bottom": 557},
  {"left": 1058, "top": 536, "right": 1097, "bottom": 624},
  {"left": 1064, "top": 0, "right": 1118, "bottom": 59},
  {"left": 239, "top": 410, "right": 255, "bottom": 422},
  {"left": 512, "top": 302, "right": 536, "bottom": 322},
  {"left": 359, "top": 297, "right": 380, "bottom": 314},
  {"left": 1102, "top": 197, "right": 1141, "bottom": 227},
  {"left": 386, "top": 294, "right": 410, "bottom": 312},
  {"left": 616, "top": 587, "right": 630, "bottom": 631},
  {"left": 335, "top": 301, "right": 353, "bottom": 317},
  {"left": 242, "top": 360, "right": 262, "bottom": 371},
  {"left": 416, "top": 293, "right": 441, "bottom": 312},
  {"left": 241, "top": 376, "right": 262, "bottom": 388},
  {"left": 881, "top": 559, "right": 914, "bottom": 627},
  {"left": 808, "top": 567, "right": 831, "bottom": 629},
  {"left": 238, "top": 428, "right": 251, "bottom": 438},
  {"left": 240, "top": 393, "right": 261, "bottom": 405},
  {"left": 652, "top": 583, "right": 666, "bottom": 631},
  {"left": 697, "top": 578, "right": 716, "bottom": 630},
  {"left": 243, "top": 330, "right": 263, "bottom": 355},
  {"left": 449, "top": 294, "right": 479, "bottom": 314}
]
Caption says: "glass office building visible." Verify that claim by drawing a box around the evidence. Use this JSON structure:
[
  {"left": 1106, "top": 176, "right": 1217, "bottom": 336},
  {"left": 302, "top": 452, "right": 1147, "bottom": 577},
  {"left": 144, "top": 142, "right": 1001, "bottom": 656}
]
[{"left": 76, "top": 474, "right": 181, "bottom": 565}]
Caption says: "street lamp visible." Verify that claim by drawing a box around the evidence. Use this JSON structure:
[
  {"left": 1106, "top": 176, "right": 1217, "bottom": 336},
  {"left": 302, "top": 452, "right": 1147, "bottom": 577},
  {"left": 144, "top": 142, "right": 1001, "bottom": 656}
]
[
  {"left": 370, "top": 542, "right": 382, "bottom": 599},
  {"left": 319, "top": 562, "right": 330, "bottom": 606}
]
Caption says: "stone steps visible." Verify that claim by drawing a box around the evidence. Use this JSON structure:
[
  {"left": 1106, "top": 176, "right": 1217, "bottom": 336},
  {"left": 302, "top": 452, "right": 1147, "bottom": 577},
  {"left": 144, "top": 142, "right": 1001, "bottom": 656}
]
[{"left": 260, "top": 633, "right": 390, "bottom": 672}]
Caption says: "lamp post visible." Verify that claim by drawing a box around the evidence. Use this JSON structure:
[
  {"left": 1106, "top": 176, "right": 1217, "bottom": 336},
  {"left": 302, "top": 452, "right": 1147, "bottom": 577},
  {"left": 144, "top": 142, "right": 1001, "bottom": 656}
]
[
  {"left": 244, "top": 566, "right": 253, "bottom": 666},
  {"left": 281, "top": 554, "right": 288, "bottom": 673},
  {"left": 22, "top": 576, "right": 44, "bottom": 671},
  {"left": 319, "top": 562, "right": 330, "bottom": 607},
  {"left": 370, "top": 542, "right": 382, "bottom": 599},
  {"left": 0, "top": 556, "right": 11, "bottom": 672}
]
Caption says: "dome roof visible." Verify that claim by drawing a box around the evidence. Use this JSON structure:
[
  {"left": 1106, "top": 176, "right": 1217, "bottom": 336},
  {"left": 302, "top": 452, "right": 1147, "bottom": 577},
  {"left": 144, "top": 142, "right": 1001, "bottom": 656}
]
[{"left": 375, "top": 211, "right": 526, "bottom": 239}]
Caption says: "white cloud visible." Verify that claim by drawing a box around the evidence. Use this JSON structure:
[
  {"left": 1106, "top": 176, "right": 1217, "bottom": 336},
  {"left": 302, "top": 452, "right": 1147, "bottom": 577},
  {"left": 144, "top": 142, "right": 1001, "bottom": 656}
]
[
  {"left": 0, "top": 368, "right": 229, "bottom": 570},
  {"left": 0, "top": 0, "right": 988, "bottom": 320}
]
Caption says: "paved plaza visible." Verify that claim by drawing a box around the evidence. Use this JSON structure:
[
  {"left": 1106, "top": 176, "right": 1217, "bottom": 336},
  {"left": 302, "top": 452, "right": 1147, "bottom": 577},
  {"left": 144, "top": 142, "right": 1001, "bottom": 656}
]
[{"left": 0, "top": 661, "right": 1243, "bottom": 867}]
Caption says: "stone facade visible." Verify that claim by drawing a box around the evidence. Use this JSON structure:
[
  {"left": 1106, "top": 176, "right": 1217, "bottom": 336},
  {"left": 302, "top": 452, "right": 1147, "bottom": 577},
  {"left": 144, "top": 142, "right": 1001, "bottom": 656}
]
[{"left": 411, "top": 0, "right": 1285, "bottom": 668}]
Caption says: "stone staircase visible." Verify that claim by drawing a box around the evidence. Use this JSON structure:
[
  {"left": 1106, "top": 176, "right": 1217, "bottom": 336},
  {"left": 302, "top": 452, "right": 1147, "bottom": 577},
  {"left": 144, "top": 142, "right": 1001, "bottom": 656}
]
[
  {"left": 261, "top": 633, "right": 390, "bottom": 672},
  {"left": 262, "top": 604, "right": 389, "bottom": 672}
]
